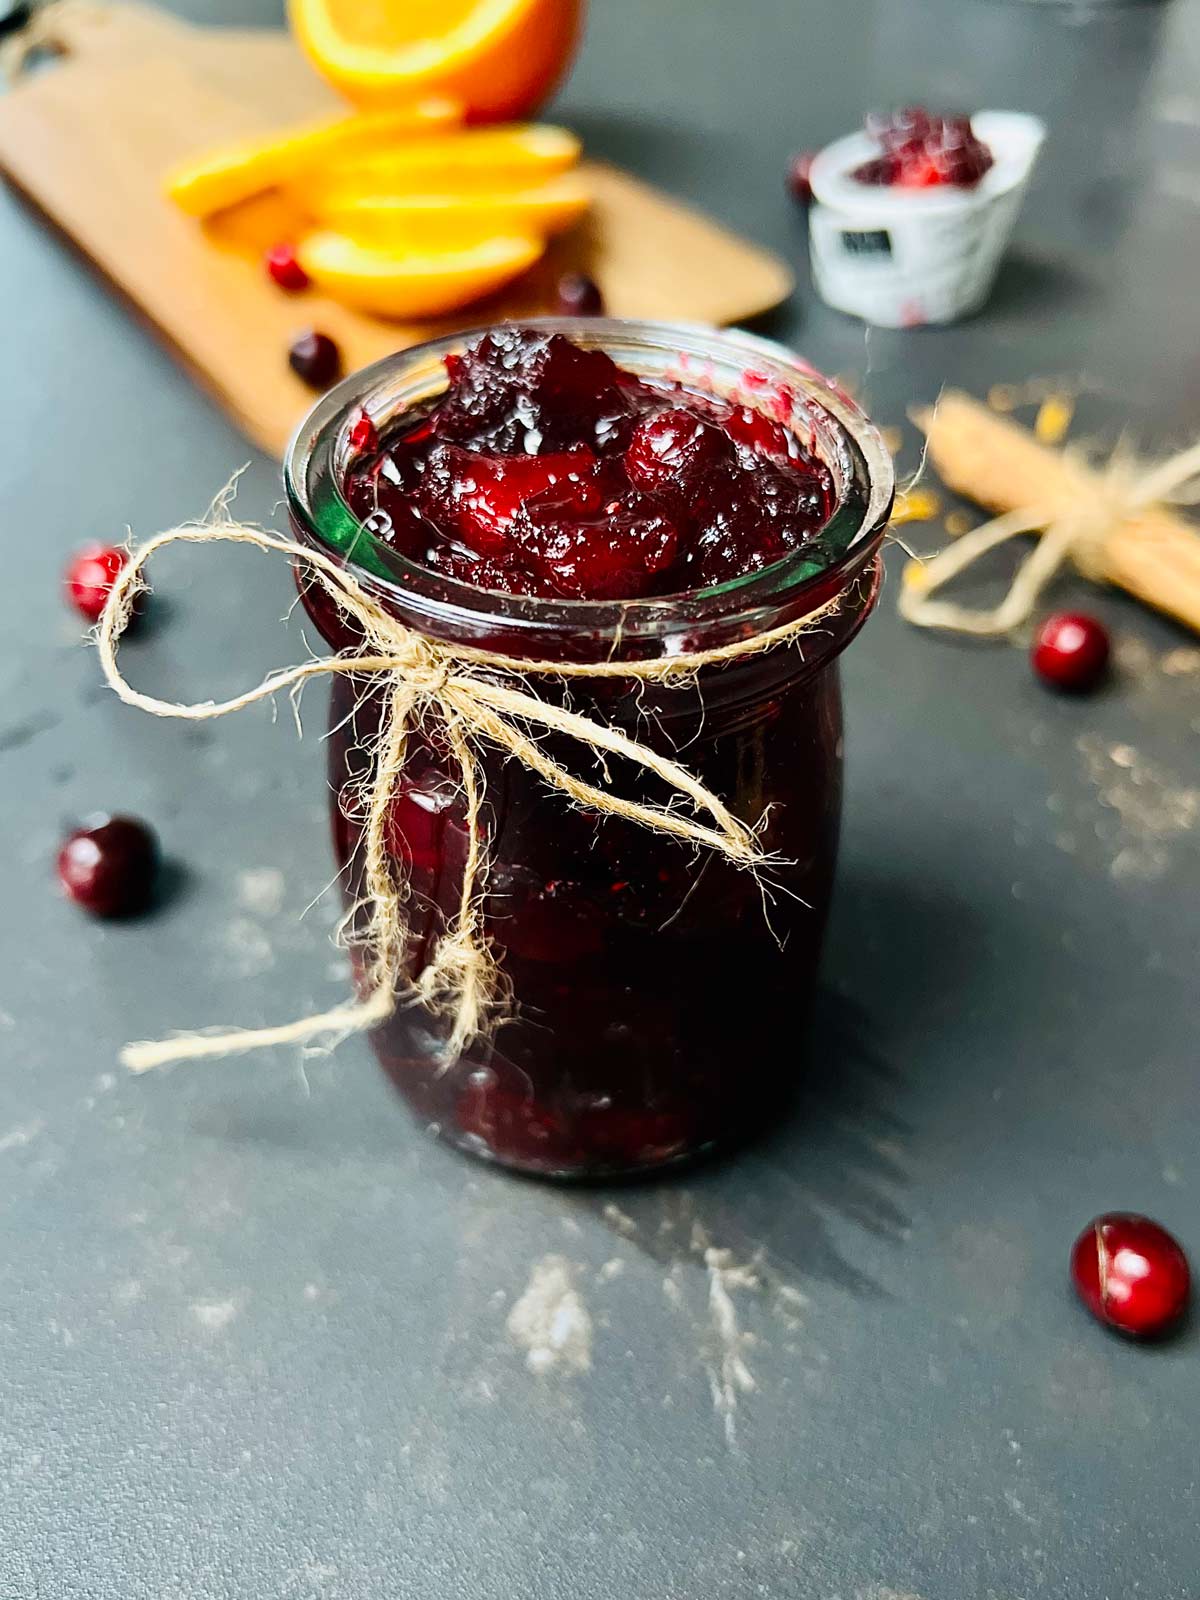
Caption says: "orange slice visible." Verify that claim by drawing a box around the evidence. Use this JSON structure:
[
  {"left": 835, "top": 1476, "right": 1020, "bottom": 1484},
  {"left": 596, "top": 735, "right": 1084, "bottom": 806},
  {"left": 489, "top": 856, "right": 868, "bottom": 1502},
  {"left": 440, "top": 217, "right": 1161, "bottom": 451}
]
[
  {"left": 315, "top": 174, "right": 591, "bottom": 246},
  {"left": 165, "top": 99, "right": 462, "bottom": 218},
  {"left": 203, "top": 190, "right": 313, "bottom": 258},
  {"left": 301, "top": 125, "right": 581, "bottom": 208},
  {"left": 288, "top": 0, "right": 585, "bottom": 124},
  {"left": 296, "top": 229, "right": 545, "bottom": 317}
]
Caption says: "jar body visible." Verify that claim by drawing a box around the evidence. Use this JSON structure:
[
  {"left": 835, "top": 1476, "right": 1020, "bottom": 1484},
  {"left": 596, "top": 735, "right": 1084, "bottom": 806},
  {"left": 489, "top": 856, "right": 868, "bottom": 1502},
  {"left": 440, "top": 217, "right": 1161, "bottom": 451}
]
[
  {"left": 286, "top": 317, "right": 893, "bottom": 1178},
  {"left": 316, "top": 640, "right": 847, "bottom": 1178}
]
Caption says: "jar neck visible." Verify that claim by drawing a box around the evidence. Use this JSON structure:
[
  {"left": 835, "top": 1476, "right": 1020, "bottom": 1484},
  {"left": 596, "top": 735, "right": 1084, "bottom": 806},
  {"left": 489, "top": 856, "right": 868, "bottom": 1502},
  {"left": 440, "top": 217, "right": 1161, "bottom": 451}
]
[
  {"left": 285, "top": 319, "right": 893, "bottom": 669},
  {"left": 294, "top": 550, "right": 881, "bottom": 718}
]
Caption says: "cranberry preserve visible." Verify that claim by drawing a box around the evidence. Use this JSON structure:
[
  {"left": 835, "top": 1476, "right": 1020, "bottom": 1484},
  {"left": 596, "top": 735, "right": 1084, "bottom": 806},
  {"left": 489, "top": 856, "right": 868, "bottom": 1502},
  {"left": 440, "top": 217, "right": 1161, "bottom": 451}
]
[
  {"left": 286, "top": 320, "right": 893, "bottom": 1178},
  {"left": 340, "top": 325, "right": 838, "bottom": 599},
  {"left": 852, "top": 107, "right": 994, "bottom": 189}
]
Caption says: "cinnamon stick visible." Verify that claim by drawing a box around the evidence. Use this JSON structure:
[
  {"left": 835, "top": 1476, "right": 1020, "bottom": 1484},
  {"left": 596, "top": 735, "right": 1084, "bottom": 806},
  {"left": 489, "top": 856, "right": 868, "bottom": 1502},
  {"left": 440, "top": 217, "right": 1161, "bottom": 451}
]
[{"left": 915, "top": 390, "right": 1200, "bottom": 636}]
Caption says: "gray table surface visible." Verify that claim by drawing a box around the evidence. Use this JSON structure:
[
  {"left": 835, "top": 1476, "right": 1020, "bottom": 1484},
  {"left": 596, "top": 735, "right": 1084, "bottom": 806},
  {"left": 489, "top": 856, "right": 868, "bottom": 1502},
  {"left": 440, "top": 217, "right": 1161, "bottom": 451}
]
[{"left": 4, "top": 0, "right": 1200, "bottom": 1594}]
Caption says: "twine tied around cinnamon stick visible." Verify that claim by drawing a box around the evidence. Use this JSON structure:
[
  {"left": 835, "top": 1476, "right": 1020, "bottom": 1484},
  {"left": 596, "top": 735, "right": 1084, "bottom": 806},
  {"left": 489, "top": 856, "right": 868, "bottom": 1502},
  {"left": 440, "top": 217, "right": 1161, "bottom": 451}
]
[
  {"left": 899, "top": 420, "right": 1200, "bottom": 638},
  {"left": 96, "top": 492, "right": 854, "bottom": 1075}
]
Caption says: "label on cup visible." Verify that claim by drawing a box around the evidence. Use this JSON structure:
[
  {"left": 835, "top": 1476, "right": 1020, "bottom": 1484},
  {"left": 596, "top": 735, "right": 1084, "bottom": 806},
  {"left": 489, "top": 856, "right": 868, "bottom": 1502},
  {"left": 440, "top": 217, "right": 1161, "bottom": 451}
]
[{"left": 809, "top": 186, "right": 1026, "bottom": 326}]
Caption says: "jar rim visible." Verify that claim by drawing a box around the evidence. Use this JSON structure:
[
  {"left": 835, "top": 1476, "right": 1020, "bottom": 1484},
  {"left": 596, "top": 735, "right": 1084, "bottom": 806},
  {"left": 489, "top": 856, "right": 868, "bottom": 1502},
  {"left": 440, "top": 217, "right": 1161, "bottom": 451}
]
[{"left": 283, "top": 317, "right": 894, "bottom": 656}]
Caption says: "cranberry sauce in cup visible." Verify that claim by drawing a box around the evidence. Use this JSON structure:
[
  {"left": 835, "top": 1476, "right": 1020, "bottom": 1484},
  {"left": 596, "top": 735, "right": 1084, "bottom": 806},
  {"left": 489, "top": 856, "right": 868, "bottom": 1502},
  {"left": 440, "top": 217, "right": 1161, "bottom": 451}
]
[{"left": 285, "top": 321, "right": 893, "bottom": 1179}]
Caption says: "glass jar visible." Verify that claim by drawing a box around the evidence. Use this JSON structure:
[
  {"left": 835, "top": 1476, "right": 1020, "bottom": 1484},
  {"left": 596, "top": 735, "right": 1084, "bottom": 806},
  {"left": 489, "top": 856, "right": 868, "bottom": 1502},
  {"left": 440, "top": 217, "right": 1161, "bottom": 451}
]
[{"left": 285, "top": 319, "right": 893, "bottom": 1179}]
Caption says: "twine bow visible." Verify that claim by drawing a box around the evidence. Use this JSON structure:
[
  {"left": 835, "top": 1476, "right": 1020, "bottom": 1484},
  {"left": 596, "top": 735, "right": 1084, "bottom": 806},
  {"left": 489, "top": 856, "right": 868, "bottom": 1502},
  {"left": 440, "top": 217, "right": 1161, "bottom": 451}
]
[
  {"left": 97, "top": 498, "right": 854, "bottom": 1074},
  {"left": 898, "top": 437, "right": 1200, "bottom": 636}
]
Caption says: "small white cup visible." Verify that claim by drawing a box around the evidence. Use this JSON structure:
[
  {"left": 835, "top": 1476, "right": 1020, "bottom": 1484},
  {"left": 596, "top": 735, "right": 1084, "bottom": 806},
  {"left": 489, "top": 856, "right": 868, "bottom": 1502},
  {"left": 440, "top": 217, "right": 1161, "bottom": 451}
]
[{"left": 808, "top": 111, "right": 1046, "bottom": 327}]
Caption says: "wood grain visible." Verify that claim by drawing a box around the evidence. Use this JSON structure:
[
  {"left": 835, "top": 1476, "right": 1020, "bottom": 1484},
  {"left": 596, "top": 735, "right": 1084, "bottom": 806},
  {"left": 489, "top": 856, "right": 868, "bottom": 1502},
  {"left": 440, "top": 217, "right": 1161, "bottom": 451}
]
[{"left": 0, "top": 3, "right": 794, "bottom": 456}]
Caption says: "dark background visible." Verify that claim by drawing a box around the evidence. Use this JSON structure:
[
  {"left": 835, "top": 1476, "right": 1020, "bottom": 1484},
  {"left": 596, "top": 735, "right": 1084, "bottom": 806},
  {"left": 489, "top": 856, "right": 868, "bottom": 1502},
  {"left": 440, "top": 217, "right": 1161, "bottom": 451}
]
[{"left": 3, "top": 0, "right": 1200, "bottom": 1594}]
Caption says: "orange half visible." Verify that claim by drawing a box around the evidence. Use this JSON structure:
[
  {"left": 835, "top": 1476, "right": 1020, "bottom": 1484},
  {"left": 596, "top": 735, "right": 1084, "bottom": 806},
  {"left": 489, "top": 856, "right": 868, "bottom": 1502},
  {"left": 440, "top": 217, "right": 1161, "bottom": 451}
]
[{"left": 288, "top": 0, "right": 586, "bottom": 123}]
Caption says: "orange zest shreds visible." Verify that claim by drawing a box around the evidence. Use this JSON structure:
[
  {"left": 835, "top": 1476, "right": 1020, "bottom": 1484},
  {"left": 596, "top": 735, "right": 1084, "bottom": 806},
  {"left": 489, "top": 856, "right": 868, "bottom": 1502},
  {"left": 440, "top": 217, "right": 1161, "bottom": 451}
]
[
  {"left": 1035, "top": 394, "right": 1074, "bottom": 446},
  {"left": 891, "top": 488, "right": 942, "bottom": 525}
]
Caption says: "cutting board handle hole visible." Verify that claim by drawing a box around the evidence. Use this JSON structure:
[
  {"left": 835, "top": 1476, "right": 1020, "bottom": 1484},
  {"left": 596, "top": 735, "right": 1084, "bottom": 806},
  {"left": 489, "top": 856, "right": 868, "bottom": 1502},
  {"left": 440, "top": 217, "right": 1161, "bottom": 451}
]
[{"left": 1, "top": 0, "right": 111, "bottom": 79}]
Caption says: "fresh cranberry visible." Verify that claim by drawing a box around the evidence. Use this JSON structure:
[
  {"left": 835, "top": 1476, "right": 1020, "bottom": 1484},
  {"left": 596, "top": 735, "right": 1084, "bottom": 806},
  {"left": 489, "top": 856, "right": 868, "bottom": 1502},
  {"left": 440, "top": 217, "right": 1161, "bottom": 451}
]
[
  {"left": 1031, "top": 612, "right": 1110, "bottom": 692},
  {"left": 348, "top": 409, "right": 378, "bottom": 453},
  {"left": 264, "top": 242, "right": 310, "bottom": 292},
  {"left": 1071, "top": 1214, "right": 1191, "bottom": 1339},
  {"left": 57, "top": 814, "right": 159, "bottom": 917},
  {"left": 63, "top": 541, "right": 128, "bottom": 623},
  {"left": 288, "top": 330, "right": 341, "bottom": 389},
  {"left": 787, "top": 151, "right": 817, "bottom": 204},
  {"left": 555, "top": 271, "right": 605, "bottom": 316}
]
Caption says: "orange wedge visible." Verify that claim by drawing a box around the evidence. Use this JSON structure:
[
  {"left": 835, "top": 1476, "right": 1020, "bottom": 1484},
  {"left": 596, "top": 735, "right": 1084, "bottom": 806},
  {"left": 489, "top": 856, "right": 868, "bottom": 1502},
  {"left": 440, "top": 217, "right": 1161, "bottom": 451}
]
[
  {"left": 315, "top": 174, "right": 591, "bottom": 246},
  {"left": 296, "top": 229, "right": 545, "bottom": 317},
  {"left": 288, "top": 0, "right": 585, "bottom": 124},
  {"left": 165, "top": 99, "right": 462, "bottom": 218},
  {"left": 301, "top": 125, "right": 581, "bottom": 209},
  {"left": 203, "top": 190, "right": 313, "bottom": 258}
]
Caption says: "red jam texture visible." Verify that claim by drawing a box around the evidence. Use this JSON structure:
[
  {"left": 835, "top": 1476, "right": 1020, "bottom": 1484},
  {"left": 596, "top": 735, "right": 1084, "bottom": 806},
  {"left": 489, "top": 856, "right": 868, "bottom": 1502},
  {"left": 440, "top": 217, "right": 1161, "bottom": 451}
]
[
  {"left": 1070, "top": 1213, "right": 1191, "bottom": 1339},
  {"left": 852, "top": 107, "right": 994, "bottom": 189},
  {"left": 341, "top": 326, "right": 837, "bottom": 599}
]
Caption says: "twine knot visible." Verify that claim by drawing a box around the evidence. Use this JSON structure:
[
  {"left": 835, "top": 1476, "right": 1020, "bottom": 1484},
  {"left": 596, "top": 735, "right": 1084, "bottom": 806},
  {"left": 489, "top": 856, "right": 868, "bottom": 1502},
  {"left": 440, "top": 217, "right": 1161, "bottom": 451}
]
[
  {"left": 391, "top": 634, "right": 454, "bottom": 699},
  {"left": 899, "top": 435, "right": 1200, "bottom": 637}
]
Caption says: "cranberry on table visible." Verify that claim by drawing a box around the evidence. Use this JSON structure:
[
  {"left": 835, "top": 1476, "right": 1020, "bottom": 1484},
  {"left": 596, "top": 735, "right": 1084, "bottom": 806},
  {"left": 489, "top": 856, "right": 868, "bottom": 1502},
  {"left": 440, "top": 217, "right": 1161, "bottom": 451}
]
[
  {"left": 57, "top": 815, "right": 160, "bottom": 918},
  {"left": 288, "top": 329, "right": 342, "bottom": 389},
  {"left": 1031, "top": 611, "right": 1110, "bottom": 692},
  {"left": 264, "top": 242, "right": 310, "bottom": 292},
  {"left": 787, "top": 151, "right": 817, "bottom": 204},
  {"left": 555, "top": 271, "right": 604, "bottom": 316},
  {"left": 64, "top": 541, "right": 128, "bottom": 623},
  {"left": 1071, "top": 1213, "right": 1191, "bottom": 1339}
]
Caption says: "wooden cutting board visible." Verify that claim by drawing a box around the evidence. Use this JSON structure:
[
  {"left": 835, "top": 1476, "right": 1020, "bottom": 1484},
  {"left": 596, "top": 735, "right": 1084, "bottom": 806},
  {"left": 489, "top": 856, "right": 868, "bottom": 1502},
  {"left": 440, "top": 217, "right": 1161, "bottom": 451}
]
[{"left": 0, "top": 3, "right": 795, "bottom": 456}]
